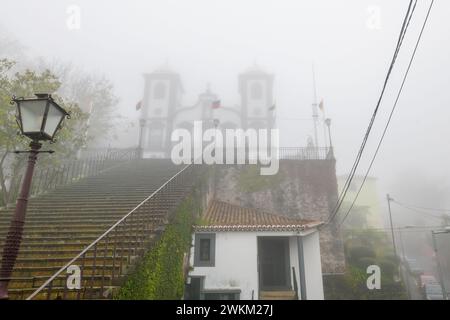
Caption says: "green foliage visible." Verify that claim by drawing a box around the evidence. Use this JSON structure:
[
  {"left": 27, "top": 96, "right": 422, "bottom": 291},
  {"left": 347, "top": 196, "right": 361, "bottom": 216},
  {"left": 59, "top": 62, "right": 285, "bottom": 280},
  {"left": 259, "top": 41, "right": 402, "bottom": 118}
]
[
  {"left": 324, "top": 265, "right": 407, "bottom": 300},
  {"left": 348, "top": 246, "right": 376, "bottom": 262},
  {"left": 0, "top": 58, "right": 89, "bottom": 206},
  {"left": 195, "top": 216, "right": 209, "bottom": 226},
  {"left": 237, "top": 165, "right": 283, "bottom": 193},
  {"left": 52, "top": 65, "right": 121, "bottom": 146},
  {"left": 324, "top": 230, "right": 408, "bottom": 300},
  {"left": 116, "top": 197, "right": 196, "bottom": 300},
  {"left": 354, "top": 257, "right": 376, "bottom": 269},
  {"left": 383, "top": 253, "right": 399, "bottom": 265},
  {"left": 378, "top": 258, "right": 397, "bottom": 278}
]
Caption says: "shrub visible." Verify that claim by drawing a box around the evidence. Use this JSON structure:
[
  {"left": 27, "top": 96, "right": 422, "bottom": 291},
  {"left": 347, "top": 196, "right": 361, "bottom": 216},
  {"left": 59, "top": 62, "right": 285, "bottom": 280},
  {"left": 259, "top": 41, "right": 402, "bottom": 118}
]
[
  {"left": 378, "top": 259, "right": 397, "bottom": 279},
  {"left": 116, "top": 197, "right": 196, "bottom": 300},
  {"left": 354, "top": 257, "right": 376, "bottom": 269},
  {"left": 348, "top": 246, "right": 376, "bottom": 263}
]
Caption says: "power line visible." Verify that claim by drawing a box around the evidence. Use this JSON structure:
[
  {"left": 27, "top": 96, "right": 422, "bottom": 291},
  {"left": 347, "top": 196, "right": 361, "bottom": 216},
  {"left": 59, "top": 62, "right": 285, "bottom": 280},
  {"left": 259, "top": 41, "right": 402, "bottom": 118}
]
[
  {"left": 327, "top": 0, "right": 416, "bottom": 224},
  {"left": 343, "top": 225, "right": 442, "bottom": 233},
  {"left": 327, "top": 0, "right": 417, "bottom": 225},
  {"left": 393, "top": 200, "right": 450, "bottom": 213},
  {"left": 338, "top": 0, "right": 435, "bottom": 227},
  {"left": 393, "top": 200, "right": 449, "bottom": 220},
  {"left": 333, "top": 1, "right": 419, "bottom": 226}
]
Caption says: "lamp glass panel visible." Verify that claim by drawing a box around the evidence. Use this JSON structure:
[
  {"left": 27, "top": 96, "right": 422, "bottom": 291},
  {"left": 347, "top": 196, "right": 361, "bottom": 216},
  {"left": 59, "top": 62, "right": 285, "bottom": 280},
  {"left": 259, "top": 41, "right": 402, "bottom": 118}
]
[
  {"left": 44, "top": 103, "right": 65, "bottom": 137},
  {"left": 20, "top": 100, "right": 47, "bottom": 133}
]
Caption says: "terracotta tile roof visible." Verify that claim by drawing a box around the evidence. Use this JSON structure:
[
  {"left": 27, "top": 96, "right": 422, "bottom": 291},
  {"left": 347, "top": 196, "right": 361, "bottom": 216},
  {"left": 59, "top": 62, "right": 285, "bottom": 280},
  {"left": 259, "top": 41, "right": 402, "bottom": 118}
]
[{"left": 195, "top": 200, "right": 322, "bottom": 232}]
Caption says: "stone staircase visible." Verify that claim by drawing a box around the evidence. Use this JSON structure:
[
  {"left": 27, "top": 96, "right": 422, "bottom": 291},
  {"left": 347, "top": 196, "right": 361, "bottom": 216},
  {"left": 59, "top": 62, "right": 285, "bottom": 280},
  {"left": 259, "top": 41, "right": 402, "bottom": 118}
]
[
  {"left": 0, "top": 159, "right": 190, "bottom": 299},
  {"left": 259, "top": 291, "right": 297, "bottom": 300}
]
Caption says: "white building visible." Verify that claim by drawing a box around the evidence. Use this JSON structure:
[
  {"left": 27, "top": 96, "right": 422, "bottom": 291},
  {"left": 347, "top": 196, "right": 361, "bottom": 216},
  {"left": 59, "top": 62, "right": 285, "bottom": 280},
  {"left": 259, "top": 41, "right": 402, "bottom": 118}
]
[
  {"left": 186, "top": 200, "right": 324, "bottom": 300},
  {"left": 138, "top": 64, "right": 275, "bottom": 158}
]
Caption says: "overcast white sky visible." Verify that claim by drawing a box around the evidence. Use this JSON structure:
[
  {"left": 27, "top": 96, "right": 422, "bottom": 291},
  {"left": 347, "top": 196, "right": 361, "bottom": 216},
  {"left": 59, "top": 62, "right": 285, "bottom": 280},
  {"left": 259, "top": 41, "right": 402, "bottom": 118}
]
[{"left": 1, "top": 0, "right": 449, "bottom": 222}]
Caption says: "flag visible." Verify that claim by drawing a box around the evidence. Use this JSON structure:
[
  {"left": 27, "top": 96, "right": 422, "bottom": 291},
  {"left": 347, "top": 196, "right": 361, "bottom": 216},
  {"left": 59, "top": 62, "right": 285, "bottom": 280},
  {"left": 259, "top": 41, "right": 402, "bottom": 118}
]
[
  {"left": 268, "top": 103, "right": 276, "bottom": 111},
  {"left": 136, "top": 100, "right": 142, "bottom": 111},
  {"left": 211, "top": 100, "right": 221, "bottom": 109},
  {"left": 318, "top": 99, "right": 324, "bottom": 113}
]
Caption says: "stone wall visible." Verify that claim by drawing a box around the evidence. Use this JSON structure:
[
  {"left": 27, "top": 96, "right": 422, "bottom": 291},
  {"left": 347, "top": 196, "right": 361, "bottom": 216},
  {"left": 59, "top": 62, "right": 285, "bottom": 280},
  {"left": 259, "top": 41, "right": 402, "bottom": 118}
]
[{"left": 210, "top": 160, "right": 345, "bottom": 274}]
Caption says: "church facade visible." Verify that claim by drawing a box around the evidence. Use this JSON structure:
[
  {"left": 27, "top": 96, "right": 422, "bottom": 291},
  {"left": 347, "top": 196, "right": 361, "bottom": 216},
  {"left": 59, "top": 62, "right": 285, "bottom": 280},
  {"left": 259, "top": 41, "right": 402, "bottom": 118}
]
[{"left": 138, "top": 65, "right": 276, "bottom": 158}]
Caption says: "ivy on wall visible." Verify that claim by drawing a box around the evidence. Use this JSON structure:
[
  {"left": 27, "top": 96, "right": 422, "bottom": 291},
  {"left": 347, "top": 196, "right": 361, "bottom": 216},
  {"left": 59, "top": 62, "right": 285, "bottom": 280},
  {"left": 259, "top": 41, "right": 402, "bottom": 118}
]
[{"left": 116, "top": 196, "right": 197, "bottom": 300}]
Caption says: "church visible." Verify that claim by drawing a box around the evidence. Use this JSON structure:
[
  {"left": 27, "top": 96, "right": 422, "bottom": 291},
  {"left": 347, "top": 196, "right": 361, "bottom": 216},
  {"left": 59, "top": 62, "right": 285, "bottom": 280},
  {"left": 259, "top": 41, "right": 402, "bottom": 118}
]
[{"left": 138, "top": 65, "right": 276, "bottom": 158}]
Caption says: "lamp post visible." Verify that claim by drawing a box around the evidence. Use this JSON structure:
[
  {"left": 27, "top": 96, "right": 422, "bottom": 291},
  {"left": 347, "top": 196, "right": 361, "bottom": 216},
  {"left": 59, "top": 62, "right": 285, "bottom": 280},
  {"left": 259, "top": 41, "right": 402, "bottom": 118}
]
[
  {"left": 386, "top": 194, "right": 398, "bottom": 258},
  {"left": 0, "top": 93, "right": 69, "bottom": 299}
]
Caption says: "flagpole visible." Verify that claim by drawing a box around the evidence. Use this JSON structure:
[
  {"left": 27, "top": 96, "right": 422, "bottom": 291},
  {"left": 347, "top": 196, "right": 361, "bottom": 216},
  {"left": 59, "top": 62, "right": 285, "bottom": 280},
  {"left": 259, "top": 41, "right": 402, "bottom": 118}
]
[
  {"left": 312, "top": 64, "right": 319, "bottom": 148},
  {"left": 322, "top": 107, "right": 328, "bottom": 149}
]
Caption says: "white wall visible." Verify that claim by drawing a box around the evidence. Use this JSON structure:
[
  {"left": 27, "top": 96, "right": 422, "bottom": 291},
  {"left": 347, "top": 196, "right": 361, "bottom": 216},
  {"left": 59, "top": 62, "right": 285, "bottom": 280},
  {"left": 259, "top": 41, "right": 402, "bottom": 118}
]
[
  {"left": 302, "top": 231, "right": 324, "bottom": 300},
  {"left": 189, "top": 230, "right": 323, "bottom": 300},
  {"left": 189, "top": 232, "right": 258, "bottom": 300}
]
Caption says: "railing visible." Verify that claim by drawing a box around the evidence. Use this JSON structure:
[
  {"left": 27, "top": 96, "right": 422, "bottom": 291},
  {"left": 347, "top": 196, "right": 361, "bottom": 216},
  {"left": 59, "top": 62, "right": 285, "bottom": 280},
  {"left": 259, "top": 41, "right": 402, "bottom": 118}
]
[
  {"left": 278, "top": 147, "right": 332, "bottom": 160},
  {"left": 78, "top": 148, "right": 139, "bottom": 161},
  {"left": 6, "top": 147, "right": 139, "bottom": 206},
  {"left": 176, "top": 147, "right": 333, "bottom": 163},
  {"left": 26, "top": 163, "right": 200, "bottom": 300},
  {"left": 292, "top": 266, "right": 299, "bottom": 300}
]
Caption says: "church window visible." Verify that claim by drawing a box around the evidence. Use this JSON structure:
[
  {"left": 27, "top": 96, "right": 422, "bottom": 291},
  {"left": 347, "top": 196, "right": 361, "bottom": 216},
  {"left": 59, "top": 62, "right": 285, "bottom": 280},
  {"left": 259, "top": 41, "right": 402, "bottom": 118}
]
[
  {"left": 253, "top": 108, "right": 262, "bottom": 116},
  {"left": 148, "top": 122, "right": 164, "bottom": 149},
  {"left": 250, "top": 82, "right": 263, "bottom": 100},
  {"left": 154, "top": 82, "right": 166, "bottom": 99}
]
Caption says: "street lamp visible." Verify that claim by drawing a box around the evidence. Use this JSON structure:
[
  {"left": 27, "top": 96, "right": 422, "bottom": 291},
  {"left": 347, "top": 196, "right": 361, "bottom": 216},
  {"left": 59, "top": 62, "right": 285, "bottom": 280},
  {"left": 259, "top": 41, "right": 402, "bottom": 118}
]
[{"left": 0, "top": 93, "right": 69, "bottom": 299}]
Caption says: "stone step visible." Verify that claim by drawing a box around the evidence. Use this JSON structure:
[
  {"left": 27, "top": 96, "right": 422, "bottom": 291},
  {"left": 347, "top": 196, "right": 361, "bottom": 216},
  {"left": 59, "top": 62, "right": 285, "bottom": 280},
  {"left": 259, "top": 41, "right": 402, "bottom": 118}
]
[
  {"left": 11, "top": 264, "right": 122, "bottom": 278},
  {"left": 12, "top": 255, "right": 130, "bottom": 268},
  {"left": 7, "top": 285, "right": 119, "bottom": 300},
  {"left": 259, "top": 291, "right": 297, "bottom": 300},
  {"left": 0, "top": 239, "right": 149, "bottom": 251},
  {"left": 5, "top": 248, "right": 124, "bottom": 259},
  {"left": 0, "top": 233, "right": 156, "bottom": 243},
  {"left": 0, "top": 226, "right": 157, "bottom": 237},
  {"left": 0, "top": 211, "right": 169, "bottom": 220},
  {"left": 0, "top": 219, "right": 163, "bottom": 231},
  {"left": 5, "top": 274, "right": 113, "bottom": 290}
]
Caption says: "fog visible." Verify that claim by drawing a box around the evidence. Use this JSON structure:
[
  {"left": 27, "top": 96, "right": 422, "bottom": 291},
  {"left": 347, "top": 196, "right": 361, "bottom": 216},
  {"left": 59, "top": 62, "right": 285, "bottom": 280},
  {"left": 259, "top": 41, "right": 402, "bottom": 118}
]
[{"left": 1, "top": 0, "right": 449, "bottom": 222}]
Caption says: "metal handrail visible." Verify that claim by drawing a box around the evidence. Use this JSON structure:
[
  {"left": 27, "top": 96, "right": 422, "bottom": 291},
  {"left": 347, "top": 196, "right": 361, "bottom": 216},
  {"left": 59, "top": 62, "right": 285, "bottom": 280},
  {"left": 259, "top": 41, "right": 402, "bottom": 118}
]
[
  {"left": 176, "top": 147, "right": 332, "bottom": 163},
  {"left": 26, "top": 162, "right": 194, "bottom": 300},
  {"left": 5, "top": 147, "right": 139, "bottom": 206}
]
